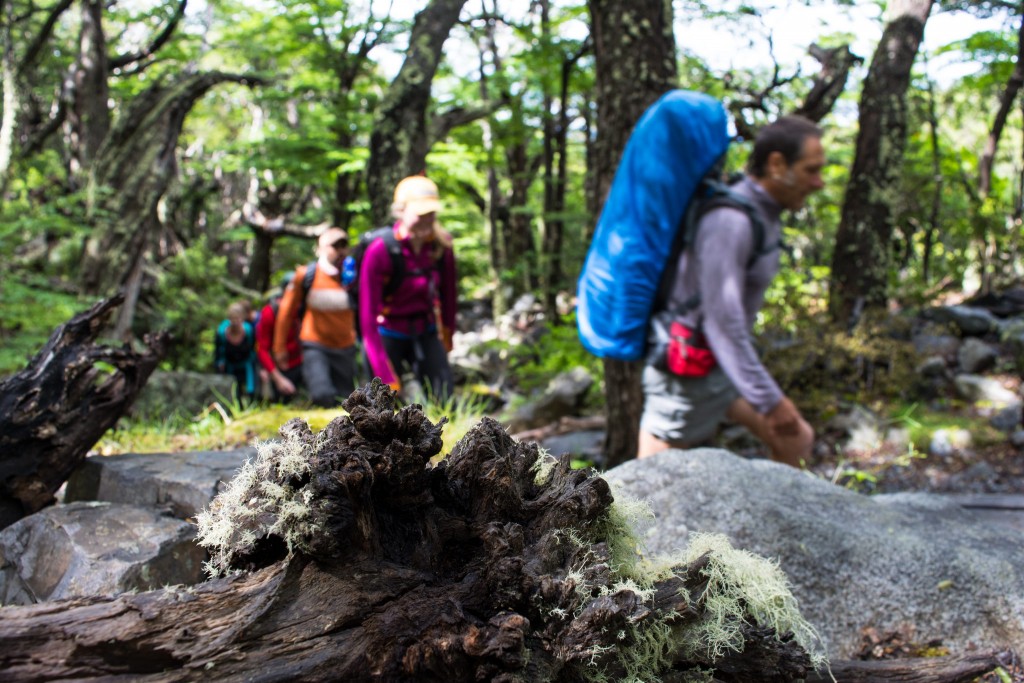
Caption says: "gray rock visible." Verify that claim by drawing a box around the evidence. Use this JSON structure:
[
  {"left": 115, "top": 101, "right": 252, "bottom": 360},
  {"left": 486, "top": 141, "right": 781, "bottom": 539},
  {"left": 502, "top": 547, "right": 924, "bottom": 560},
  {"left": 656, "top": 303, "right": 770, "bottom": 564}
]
[
  {"left": 915, "top": 355, "right": 950, "bottom": 378},
  {"left": 132, "top": 370, "right": 237, "bottom": 420},
  {"left": 928, "top": 428, "right": 972, "bottom": 457},
  {"left": 0, "top": 502, "right": 205, "bottom": 605},
  {"left": 912, "top": 332, "right": 961, "bottom": 359},
  {"left": 539, "top": 430, "right": 604, "bottom": 462},
  {"left": 991, "top": 403, "right": 1023, "bottom": 433},
  {"left": 957, "top": 337, "right": 999, "bottom": 374},
  {"left": 603, "top": 450, "right": 1024, "bottom": 658},
  {"left": 825, "top": 405, "right": 882, "bottom": 454},
  {"left": 65, "top": 449, "right": 254, "bottom": 519},
  {"left": 925, "top": 305, "right": 999, "bottom": 336},
  {"left": 507, "top": 367, "right": 594, "bottom": 432},
  {"left": 953, "top": 374, "right": 1021, "bottom": 408},
  {"left": 1002, "top": 318, "right": 1024, "bottom": 374}
]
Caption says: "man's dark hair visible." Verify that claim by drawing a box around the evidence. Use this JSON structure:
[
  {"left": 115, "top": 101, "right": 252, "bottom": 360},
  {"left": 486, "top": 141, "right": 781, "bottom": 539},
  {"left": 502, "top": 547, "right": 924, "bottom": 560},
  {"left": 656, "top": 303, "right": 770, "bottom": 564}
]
[{"left": 747, "top": 115, "right": 823, "bottom": 177}]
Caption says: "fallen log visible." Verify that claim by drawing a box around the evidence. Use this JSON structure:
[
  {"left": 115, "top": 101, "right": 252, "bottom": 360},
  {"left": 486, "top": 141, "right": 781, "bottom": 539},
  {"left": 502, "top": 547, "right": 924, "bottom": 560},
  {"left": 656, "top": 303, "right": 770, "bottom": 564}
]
[
  {"left": 0, "top": 380, "right": 827, "bottom": 682},
  {"left": 0, "top": 293, "right": 168, "bottom": 529},
  {"left": 806, "top": 649, "right": 1007, "bottom": 683}
]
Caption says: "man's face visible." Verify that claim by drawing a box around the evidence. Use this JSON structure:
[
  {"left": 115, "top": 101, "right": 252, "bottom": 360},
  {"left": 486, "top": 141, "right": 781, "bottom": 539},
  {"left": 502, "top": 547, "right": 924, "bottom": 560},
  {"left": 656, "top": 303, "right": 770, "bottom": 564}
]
[
  {"left": 323, "top": 238, "right": 349, "bottom": 266},
  {"left": 769, "top": 136, "right": 826, "bottom": 211}
]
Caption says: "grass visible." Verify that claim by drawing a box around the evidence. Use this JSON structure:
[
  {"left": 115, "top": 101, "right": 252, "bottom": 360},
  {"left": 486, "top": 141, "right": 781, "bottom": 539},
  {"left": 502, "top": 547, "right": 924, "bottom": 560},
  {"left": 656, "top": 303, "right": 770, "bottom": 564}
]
[
  {"left": 95, "top": 389, "right": 491, "bottom": 458},
  {"left": 886, "top": 401, "right": 1006, "bottom": 452}
]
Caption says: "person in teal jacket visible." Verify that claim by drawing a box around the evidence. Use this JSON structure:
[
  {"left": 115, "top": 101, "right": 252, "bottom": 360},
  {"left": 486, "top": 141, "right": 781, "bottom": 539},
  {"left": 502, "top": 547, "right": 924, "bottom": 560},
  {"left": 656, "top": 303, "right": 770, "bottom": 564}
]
[{"left": 215, "top": 301, "right": 256, "bottom": 404}]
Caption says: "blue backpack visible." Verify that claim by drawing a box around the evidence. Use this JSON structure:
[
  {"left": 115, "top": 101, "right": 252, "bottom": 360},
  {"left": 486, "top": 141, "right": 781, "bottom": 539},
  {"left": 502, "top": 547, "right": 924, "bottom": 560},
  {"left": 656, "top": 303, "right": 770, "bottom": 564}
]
[{"left": 576, "top": 90, "right": 765, "bottom": 361}]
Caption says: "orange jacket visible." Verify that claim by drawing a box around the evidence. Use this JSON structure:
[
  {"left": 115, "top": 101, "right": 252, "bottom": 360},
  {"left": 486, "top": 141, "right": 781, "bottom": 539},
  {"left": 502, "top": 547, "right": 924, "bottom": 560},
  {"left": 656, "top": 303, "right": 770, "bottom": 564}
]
[{"left": 273, "top": 264, "right": 356, "bottom": 354}]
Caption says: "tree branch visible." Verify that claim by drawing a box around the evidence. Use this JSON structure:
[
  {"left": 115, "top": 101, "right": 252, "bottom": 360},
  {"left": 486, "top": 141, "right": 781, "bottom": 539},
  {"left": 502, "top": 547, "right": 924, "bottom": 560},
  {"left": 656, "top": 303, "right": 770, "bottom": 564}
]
[{"left": 108, "top": 0, "right": 188, "bottom": 71}]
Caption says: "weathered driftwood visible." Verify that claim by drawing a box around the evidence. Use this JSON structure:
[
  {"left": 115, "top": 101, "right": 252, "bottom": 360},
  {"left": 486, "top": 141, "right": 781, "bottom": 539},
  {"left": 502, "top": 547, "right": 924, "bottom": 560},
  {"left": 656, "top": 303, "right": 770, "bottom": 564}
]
[
  {"left": 806, "top": 649, "right": 1007, "bottom": 683},
  {"left": 0, "top": 293, "right": 168, "bottom": 529},
  {"left": 0, "top": 380, "right": 826, "bottom": 682}
]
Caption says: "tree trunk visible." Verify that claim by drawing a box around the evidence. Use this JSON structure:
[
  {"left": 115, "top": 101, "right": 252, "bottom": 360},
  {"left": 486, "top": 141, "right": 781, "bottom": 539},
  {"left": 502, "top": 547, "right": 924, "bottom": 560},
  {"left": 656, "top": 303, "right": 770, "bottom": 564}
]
[
  {"left": 828, "top": 0, "right": 934, "bottom": 327},
  {"left": 365, "top": 0, "right": 468, "bottom": 225},
  {"left": 794, "top": 44, "right": 863, "bottom": 123},
  {"left": 79, "top": 71, "right": 264, "bottom": 295},
  {"left": 0, "top": 294, "right": 168, "bottom": 530},
  {"left": 0, "top": 380, "right": 824, "bottom": 682},
  {"left": 979, "top": 2, "right": 1024, "bottom": 199},
  {"left": 587, "top": 0, "right": 677, "bottom": 467},
  {"left": 922, "top": 72, "right": 943, "bottom": 285},
  {"left": 66, "top": 0, "right": 110, "bottom": 183}
]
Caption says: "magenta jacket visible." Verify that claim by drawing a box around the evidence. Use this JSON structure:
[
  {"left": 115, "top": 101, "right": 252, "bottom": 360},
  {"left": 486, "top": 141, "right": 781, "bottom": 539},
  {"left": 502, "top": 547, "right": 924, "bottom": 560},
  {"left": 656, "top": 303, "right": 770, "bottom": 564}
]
[{"left": 359, "top": 224, "right": 457, "bottom": 388}]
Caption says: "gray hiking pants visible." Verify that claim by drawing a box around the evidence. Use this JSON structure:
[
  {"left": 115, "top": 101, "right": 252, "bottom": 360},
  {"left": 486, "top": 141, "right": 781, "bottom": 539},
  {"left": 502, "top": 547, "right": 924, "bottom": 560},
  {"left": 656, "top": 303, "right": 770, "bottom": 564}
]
[{"left": 301, "top": 342, "right": 357, "bottom": 407}]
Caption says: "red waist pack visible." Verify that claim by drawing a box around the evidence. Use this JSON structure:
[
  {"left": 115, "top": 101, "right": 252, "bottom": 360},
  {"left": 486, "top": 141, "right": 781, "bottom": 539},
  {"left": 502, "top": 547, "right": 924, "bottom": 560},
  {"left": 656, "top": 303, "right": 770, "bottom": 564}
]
[{"left": 649, "top": 313, "right": 717, "bottom": 377}]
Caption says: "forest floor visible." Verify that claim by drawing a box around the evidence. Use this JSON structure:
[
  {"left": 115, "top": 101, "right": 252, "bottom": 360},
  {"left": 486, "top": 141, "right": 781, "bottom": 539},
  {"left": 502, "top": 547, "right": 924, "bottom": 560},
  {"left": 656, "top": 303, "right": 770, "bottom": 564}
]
[{"left": 804, "top": 397, "right": 1024, "bottom": 497}]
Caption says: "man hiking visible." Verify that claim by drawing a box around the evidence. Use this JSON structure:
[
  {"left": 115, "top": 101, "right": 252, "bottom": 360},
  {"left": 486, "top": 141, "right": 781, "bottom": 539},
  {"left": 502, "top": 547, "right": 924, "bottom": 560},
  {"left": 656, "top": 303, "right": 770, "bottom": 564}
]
[{"left": 638, "top": 115, "right": 825, "bottom": 467}]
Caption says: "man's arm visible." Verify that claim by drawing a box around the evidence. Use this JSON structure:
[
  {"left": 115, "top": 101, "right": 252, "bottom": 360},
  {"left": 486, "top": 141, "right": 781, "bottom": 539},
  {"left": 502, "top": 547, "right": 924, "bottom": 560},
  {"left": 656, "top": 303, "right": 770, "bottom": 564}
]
[{"left": 696, "top": 208, "right": 784, "bottom": 415}]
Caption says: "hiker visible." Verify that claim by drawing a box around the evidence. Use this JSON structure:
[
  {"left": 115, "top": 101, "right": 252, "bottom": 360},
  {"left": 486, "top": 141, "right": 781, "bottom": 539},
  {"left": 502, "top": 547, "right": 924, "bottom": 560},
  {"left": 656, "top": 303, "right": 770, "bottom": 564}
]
[
  {"left": 214, "top": 301, "right": 257, "bottom": 404},
  {"left": 255, "top": 273, "right": 303, "bottom": 403},
  {"left": 273, "top": 227, "right": 358, "bottom": 407},
  {"left": 638, "top": 115, "right": 824, "bottom": 467},
  {"left": 359, "top": 175, "right": 456, "bottom": 402}
]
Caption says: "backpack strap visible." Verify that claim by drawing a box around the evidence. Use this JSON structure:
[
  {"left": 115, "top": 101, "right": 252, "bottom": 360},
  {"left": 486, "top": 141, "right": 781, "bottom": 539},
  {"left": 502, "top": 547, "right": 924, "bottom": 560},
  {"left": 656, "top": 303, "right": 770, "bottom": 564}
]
[
  {"left": 657, "top": 178, "right": 777, "bottom": 318},
  {"left": 379, "top": 229, "right": 406, "bottom": 299}
]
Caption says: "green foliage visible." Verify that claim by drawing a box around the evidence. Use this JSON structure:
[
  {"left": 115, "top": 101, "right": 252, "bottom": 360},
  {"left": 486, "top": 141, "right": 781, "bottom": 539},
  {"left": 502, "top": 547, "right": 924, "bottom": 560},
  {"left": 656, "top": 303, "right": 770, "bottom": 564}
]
[
  {"left": 0, "top": 275, "right": 90, "bottom": 376},
  {"left": 886, "top": 401, "right": 1005, "bottom": 453},
  {"left": 760, "top": 312, "right": 921, "bottom": 424},
  {"left": 141, "top": 239, "right": 240, "bottom": 372},
  {"left": 476, "top": 312, "right": 603, "bottom": 397}
]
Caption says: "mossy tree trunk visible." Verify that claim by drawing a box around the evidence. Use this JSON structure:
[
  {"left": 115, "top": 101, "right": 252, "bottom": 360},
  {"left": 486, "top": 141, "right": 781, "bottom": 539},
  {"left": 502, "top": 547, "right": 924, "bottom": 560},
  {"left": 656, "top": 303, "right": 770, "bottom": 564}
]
[
  {"left": 587, "top": 0, "right": 677, "bottom": 467},
  {"left": 0, "top": 294, "right": 168, "bottom": 530},
  {"left": 828, "top": 0, "right": 934, "bottom": 326},
  {"left": 364, "top": 0, "right": 469, "bottom": 225},
  {"left": 78, "top": 71, "right": 264, "bottom": 300}
]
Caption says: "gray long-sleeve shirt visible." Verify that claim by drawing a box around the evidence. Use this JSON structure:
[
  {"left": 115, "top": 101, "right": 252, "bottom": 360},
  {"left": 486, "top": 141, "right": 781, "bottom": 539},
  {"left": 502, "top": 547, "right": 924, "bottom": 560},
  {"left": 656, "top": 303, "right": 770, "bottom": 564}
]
[{"left": 667, "top": 176, "right": 783, "bottom": 414}]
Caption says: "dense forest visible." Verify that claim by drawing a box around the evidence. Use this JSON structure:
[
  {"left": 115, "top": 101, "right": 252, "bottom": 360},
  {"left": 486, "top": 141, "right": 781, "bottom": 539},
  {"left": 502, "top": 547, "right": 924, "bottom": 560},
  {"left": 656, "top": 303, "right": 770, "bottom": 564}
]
[{"left": 0, "top": 0, "right": 1022, "bottom": 463}]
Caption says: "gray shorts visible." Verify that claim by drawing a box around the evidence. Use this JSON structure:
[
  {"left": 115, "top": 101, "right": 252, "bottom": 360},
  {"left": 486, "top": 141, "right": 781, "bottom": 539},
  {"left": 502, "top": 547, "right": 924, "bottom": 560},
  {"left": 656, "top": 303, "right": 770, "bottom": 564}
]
[{"left": 640, "top": 365, "right": 739, "bottom": 446}]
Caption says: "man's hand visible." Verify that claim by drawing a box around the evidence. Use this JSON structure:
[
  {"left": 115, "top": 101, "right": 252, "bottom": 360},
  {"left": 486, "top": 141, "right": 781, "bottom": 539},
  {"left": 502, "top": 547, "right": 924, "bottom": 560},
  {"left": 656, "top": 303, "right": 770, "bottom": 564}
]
[
  {"left": 766, "top": 396, "right": 802, "bottom": 437},
  {"left": 272, "top": 371, "right": 296, "bottom": 396}
]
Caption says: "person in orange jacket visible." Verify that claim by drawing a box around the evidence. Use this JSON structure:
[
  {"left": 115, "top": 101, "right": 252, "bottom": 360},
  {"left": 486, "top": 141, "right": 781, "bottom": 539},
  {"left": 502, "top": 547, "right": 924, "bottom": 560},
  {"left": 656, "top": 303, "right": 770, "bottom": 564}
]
[{"left": 273, "top": 227, "right": 357, "bottom": 407}]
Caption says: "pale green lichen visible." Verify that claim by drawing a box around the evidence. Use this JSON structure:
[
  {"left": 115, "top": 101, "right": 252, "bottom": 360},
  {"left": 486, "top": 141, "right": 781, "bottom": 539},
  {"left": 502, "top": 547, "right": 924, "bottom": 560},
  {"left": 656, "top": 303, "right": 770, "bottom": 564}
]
[
  {"left": 195, "top": 436, "right": 318, "bottom": 577},
  {"left": 674, "top": 532, "right": 829, "bottom": 670}
]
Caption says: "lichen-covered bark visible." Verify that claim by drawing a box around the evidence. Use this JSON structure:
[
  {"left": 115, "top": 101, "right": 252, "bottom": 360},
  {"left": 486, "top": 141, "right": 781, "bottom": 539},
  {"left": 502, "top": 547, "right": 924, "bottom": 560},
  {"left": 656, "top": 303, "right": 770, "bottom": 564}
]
[
  {"left": 587, "top": 0, "right": 677, "bottom": 466},
  {"left": 66, "top": 0, "right": 110, "bottom": 181},
  {"left": 0, "top": 294, "right": 168, "bottom": 529},
  {"left": 829, "top": 0, "right": 934, "bottom": 325},
  {"left": 364, "top": 0, "right": 468, "bottom": 225},
  {"left": 0, "top": 380, "right": 824, "bottom": 682}
]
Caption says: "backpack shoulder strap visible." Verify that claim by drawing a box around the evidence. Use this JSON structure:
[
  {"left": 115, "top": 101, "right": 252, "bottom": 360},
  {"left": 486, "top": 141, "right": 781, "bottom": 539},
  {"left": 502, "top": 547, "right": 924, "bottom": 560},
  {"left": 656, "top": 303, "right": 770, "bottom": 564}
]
[
  {"left": 379, "top": 228, "right": 406, "bottom": 298},
  {"left": 696, "top": 184, "right": 771, "bottom": 269},
  {"left": 656, "top": 178, "right": 776, "bottom": 317},
  {"left": 301, "top": 261, "right": 318, "bottom": 298}
]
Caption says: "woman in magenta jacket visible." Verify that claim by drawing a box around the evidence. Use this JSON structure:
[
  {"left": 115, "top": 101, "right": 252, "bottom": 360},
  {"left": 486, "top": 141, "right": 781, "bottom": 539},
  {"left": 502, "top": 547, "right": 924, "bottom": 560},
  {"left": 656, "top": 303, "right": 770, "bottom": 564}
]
[{"left": 359, "top": 175, "right": 456, "bottom": 401}]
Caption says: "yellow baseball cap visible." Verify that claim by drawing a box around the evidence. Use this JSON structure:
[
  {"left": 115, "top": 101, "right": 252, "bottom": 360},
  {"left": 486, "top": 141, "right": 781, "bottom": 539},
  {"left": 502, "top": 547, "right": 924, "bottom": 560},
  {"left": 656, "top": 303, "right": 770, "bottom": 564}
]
[{"left": 394, "top": 175, "right": 442, "bottom": 216}]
